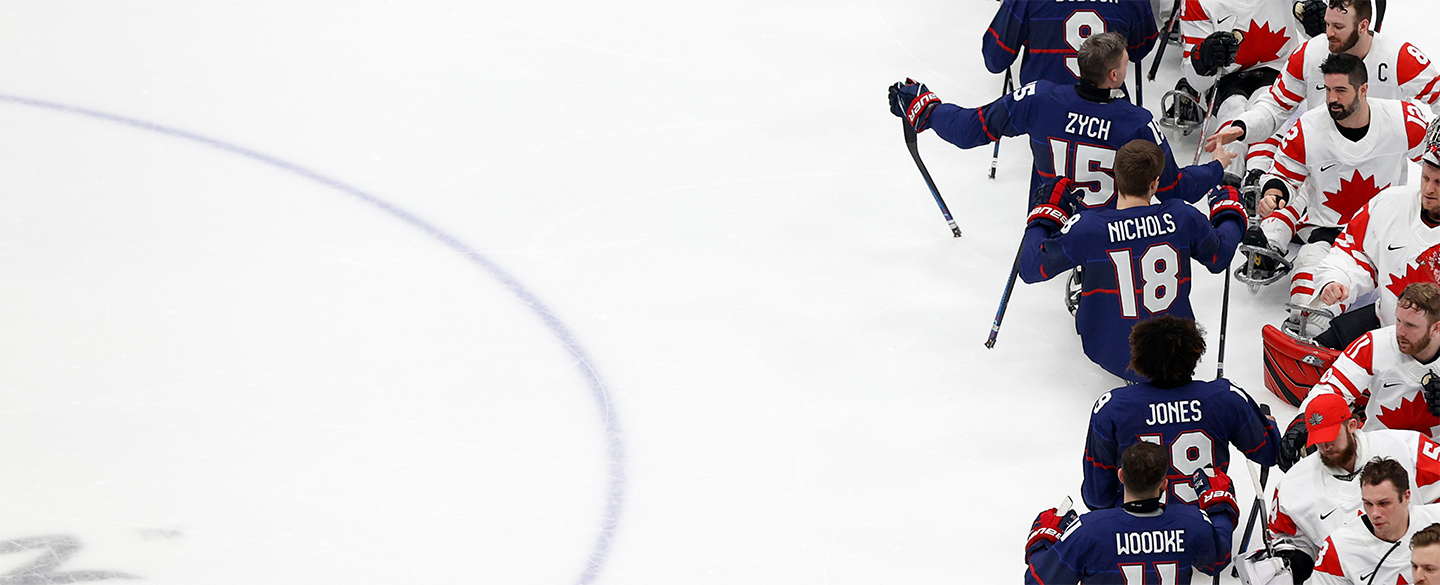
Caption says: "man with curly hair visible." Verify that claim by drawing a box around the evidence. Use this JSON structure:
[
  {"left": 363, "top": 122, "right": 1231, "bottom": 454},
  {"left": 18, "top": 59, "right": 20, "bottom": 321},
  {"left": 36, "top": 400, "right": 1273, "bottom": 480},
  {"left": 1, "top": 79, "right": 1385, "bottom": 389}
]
[{"left": 1081, "top": 315, "right": 1281, "bottom": 510}]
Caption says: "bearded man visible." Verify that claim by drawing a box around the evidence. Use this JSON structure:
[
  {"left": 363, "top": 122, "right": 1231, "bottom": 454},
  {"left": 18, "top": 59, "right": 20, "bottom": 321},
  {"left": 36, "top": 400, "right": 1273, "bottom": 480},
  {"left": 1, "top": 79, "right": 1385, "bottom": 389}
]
[
  {"left": 1269, "top": 393, "right": 1440, "bottom": 581},
  {"left": 1235, "top": 52, "right": 1429, "bottom": 332}
]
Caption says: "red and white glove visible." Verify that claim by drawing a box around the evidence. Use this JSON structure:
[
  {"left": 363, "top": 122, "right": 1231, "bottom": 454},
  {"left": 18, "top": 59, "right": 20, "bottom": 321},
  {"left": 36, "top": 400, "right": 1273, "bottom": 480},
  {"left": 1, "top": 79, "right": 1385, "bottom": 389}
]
[
  {"left": 1027, "top": 177, "right": 1081, "bottom": 231},
  {"left": 1207, "top": 184, "right": 1246, "bottom": 226},
  {"left": 888, "top": 79, "right": 941, "bottom": 132},
  {"left": 1025, "top": 505, "right": 1078, "bottom": 562},
  {"left": 1190, "top": 467, "right": 1239, "bottom": 525}
]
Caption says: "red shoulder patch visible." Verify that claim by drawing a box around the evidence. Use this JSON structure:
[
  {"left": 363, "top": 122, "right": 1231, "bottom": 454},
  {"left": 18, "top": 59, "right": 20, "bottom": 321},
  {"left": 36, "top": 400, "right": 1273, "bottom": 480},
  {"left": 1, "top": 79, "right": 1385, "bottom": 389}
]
[
  {"left": 1397, "top": 43, "right": 1434, "bottom": 87},
  {"left": 1181, "top": 0, "right": 1209, "bottom": 22},
  {"left": 1279, "top": 120, "right": 1307, "bottom": 165},
  {"left": 1405, "top": 102, "right": 1429, "bottom": 150},
  {"left": 1316, "top": 537, "right": 1345, "bottom": 577},
  {"left": 1415, "top": 436, "right": 1440, "bottom": 490},
  {"left": 1286, "top": 42, "right": 1309, "bottom": 79}
]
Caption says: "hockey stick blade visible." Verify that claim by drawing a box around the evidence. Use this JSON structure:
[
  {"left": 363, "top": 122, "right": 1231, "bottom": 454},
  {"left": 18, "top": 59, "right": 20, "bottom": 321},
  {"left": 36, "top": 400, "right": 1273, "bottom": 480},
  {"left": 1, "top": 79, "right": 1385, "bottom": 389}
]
[{"left": 903, "top": 120, "right": 962, "bottom": 238}]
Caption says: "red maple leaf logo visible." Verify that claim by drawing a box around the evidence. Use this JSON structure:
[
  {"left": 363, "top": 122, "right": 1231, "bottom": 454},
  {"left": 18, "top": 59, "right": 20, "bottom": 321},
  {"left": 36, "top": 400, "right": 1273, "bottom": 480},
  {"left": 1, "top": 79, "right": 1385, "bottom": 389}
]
[
  {"left": 1375, "top": 392, "right": 1440, "bottom": 434},
  {"left": 1235, "top": 20, "right": 1291, "bottom": 69},
  {"left": 1385, "top": 244, "right": 1440, "bottom": 299},
  {"left": 1322, "top": 171, "right": 1389, "bottom": 223}
]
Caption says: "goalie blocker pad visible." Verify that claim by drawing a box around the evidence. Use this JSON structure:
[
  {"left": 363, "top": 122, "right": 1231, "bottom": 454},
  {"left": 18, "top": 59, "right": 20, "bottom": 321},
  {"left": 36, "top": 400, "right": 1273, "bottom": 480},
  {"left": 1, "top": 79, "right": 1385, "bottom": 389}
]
[{"left": 1262, "top": 324, "right": 1340, "bottom": 407}]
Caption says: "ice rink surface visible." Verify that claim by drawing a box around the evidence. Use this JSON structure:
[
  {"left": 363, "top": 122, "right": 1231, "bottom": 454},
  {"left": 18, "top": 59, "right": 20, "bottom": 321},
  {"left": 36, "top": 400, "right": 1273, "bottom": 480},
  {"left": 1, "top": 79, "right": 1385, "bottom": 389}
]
[{"left": 0, "top": 1, "right": 1435, "bottom": 583}]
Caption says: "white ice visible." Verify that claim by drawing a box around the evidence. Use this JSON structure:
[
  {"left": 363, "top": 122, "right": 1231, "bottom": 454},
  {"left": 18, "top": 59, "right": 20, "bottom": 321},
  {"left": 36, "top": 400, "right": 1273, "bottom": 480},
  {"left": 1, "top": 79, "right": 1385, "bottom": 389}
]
[{"left": 0, "top": 1, "right": 1433, "bottom": 583}]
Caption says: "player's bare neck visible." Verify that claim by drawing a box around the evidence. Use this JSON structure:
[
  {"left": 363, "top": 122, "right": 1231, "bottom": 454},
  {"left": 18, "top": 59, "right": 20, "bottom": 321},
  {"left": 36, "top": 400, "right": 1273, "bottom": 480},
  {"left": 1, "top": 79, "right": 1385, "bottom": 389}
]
[{"left": 1115, "top": 193, "right": 1151, "bottom": 210}]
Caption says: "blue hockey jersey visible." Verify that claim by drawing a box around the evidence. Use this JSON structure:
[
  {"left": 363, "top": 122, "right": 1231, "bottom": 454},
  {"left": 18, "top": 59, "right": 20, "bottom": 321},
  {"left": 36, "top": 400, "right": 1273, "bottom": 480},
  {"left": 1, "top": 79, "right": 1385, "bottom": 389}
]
[
  {"left": 926, "top": 81, "right": 1223, "bottom": 208},
  {"left": 1025, "top": 503, "right": 1234, "bottom": 585},
  {"left": 984, "top": 0, "right": 1159, "bottom": 86},
  {"left": 1017, "top": 199, "right": 1242, "bottom": 382},
  {"left": 1080, "top": 378, "right": 1281, "bottom": 510}
]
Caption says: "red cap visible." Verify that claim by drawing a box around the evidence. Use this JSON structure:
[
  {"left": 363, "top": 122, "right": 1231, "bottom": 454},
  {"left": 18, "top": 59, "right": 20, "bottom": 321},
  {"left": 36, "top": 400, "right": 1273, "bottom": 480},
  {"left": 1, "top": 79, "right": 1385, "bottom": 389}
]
[{"left": 1305, "top": 393, "right": 1353, "bottom": 447}]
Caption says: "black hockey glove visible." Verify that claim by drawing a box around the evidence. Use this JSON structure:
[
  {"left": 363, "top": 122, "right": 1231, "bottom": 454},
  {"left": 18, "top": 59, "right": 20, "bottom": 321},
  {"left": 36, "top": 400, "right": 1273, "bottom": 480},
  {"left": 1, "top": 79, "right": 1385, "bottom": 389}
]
[
  {"left": 1276, "top": 547, "right": 1316, "bottom": 583},
  {"left": 1278, "top": 415, "right": 1311, "bottom": 472},
  {"left": 1423, "top": 372, "right": 1440, "bottom": 417},
  {"left": 1192, "top": 31, "right": 1241, "bottom": 77},
  {"left": 1027, "top": 177, "right": 1081, "bottom": 232},
  {"left": 1208, "top": 185, "right": 1246, "bottom": 227},
  {"left": 889, "top": 79, "right": 941, "bottom": 133},
  {"left": 1025, "top": 506, "right": 1078, "bottom": 563},
  {"left": 1294, "top": 0, "right": 1327, "bottom": 38}
]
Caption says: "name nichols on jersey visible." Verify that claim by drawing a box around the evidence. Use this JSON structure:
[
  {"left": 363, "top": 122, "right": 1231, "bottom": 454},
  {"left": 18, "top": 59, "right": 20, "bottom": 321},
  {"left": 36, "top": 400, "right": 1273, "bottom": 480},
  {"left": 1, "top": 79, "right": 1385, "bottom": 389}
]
[
  {"left": 1108, "top": 213, "right": 1179, "bottom": 243},
  {"left": 1116, "top": 529, "right": 1188, "bottom": 555}
]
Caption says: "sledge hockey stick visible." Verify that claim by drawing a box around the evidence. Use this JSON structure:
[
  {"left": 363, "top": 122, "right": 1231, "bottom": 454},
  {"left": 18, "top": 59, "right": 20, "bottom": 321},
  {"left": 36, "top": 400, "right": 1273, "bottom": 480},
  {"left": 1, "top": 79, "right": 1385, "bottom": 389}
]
[
  {"left": 1192, "top": 87, "right": 1219, "bottom": 165},
  {"left": 903, "top": 119, "right": 963, "bottom": 238},
  {"left": 990, "top": 68, "right": 1014, "bottom": 180},
  {"left": 1148, "top": 0, "right": 1185, "bottom": 82},
  {"left": 1217, "top": 266, "right": 1232, "bottom": 378},
  {"left": 1135, "top": 64, "right": 1144, "bottom": 107},
  {"left": 985, "top": 240, "right": 1025, "bottom": 348},
  {"left": 1237, "top": 405, "right": 1274, "bottom": 558}
]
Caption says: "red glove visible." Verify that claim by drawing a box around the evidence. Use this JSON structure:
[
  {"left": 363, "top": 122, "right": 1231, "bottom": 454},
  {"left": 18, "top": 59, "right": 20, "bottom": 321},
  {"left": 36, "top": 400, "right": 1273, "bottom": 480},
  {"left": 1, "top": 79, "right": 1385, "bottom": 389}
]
[
  {"left": 1025, "top": 506, "right": 1078, "bottom": 562},
  {"left": 1190, "top": 467, "right": 1239, "bottom": 525},
  {"left": 1208, "top": 185, "right": 1246, "bottom": 226},
  {"left": 1027, "top": 177, "right": 1081, "bottom": 231}
]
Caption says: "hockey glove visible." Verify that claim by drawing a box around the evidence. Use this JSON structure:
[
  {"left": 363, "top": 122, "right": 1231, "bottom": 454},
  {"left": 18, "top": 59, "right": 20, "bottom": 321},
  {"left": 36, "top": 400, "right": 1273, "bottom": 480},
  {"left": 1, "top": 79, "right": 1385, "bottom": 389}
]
[
  {"left": 1208, "top": 185, "right": 1246, "bottom": 227},
  {"left": 1278, "top": 415, "right": 1311, "bottom": 472},
  {"left": 1027, "top": 177, "right": 1081, "bottom": 232},
  {"left": 1276, "top": 546, "right": 1316, "bottom": 584},
  {"left": 889, "top": 79, "right": 941, "bottom": 133},
  {"left": 1190, "top": 467, "right": 1239, "bottom": 526},
  {"left": 1192, "top": 31, "right": 1241, "bottom": 77},
  {"left": 1423, "top": 372, "right": 1440, "bottom": 417},
  {"left": 1025, "top": 506, "right": 1078, "bottom": 563},
  {"left": 1294, "top": 0, "right": 1327, "bottom": 38}
]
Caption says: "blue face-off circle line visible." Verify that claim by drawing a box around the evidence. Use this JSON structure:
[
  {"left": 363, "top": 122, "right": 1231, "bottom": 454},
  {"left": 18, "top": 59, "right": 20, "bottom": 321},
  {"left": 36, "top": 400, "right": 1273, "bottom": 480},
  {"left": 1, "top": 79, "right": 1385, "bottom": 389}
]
[{"left": 0, "top": 93, "right": 626, "bottom": 585}]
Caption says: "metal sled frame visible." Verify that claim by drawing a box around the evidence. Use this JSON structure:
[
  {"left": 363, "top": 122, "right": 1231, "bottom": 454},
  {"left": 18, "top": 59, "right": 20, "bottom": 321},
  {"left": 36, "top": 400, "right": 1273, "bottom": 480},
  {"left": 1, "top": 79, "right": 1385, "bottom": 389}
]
[
  {"left": 1235, "top": 243, "right": 1294, "bottom": 293},
  {"left": 1281, "top": 302, "right": 1336, "bottom": 343},
  {"left": 1158, "top": 88, "right": 1206, "bottom": 135}
]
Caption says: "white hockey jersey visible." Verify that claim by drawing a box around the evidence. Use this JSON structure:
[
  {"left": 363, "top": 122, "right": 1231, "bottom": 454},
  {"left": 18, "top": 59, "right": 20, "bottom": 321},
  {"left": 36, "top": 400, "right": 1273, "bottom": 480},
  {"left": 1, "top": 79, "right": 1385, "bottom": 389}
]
[
  {"left": 1270, "top": 429, "right": 1440, "bottom": 558},
  {"left": 1179, "top": 0, "right": 1303, "bottom": 89},
  {"left": 1233, "top": 31, "right": 1440, "bottom": 141},
  {"left": 1261, "top": 98, "right": 1429, "bottom": 232},
  {"left": 1312, "top": 184, "right": 1440, "bottom": 327},
  {"left": 1310, "top": 502, "right": 1440, "bottom": 585},
  {"left": 1300, "top": 326, "right": 1440, "bottom": 435}
]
